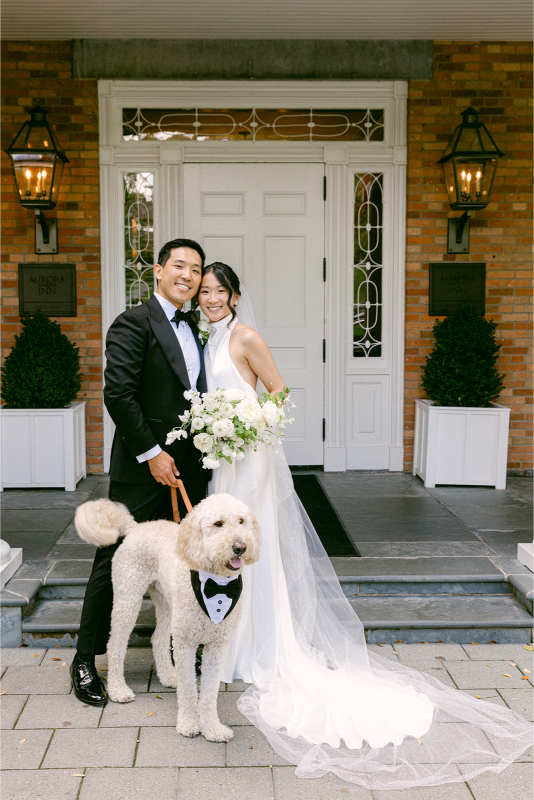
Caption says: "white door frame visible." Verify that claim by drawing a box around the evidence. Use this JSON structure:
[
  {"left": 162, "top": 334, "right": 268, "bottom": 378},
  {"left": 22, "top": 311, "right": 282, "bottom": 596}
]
[{"left": 99, "top": 80, "right": 408, "bottom": 472}]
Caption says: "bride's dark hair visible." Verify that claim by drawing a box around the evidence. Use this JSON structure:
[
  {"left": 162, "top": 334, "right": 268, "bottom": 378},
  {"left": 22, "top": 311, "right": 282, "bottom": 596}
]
[{"left": 200, "top": 262, "right": 241, "bottom": 322}]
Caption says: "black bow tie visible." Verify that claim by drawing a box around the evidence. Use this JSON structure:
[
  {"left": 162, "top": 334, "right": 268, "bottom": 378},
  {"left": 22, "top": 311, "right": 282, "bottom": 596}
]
[
  {"left": 173, "top": 309, "right": 196, "bottom": 326},
  {"left": 204, "top": 577, "right": 241, "bottom": 600}
]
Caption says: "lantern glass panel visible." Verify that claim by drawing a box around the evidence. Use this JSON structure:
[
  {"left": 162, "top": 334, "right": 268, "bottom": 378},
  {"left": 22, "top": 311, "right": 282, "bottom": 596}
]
[
  {"left": 49, "top": 158, "right": 64, "bottom": 205},
  {"left": 442, "top": 161, "right": 458, "bottom": 206},
  {"left": 454, "top": 157, "right": 497, "bottom": 204},
  {"left": 11, "top": 152, "right": 57, "bottom": 205},
  {"left": 10, "top": 120, "right": 57, "bottom": 152},
  {"left": 455, "top": 124, "right": 496, "bottom": 154}
]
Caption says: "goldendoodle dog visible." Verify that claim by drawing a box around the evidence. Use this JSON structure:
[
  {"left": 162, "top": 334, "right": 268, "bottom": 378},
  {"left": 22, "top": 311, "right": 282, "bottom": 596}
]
[{"left": 74, "top": 493, "right": 261, "bottom": 742}]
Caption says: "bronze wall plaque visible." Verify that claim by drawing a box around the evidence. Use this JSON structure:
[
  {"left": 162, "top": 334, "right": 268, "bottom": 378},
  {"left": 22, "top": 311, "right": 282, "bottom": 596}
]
[
  {"left": 429, "top": 262, "right": 485, "bottom": 316},
  {"left": 18, "top": 263, "right": 77, "bottom": 317}
]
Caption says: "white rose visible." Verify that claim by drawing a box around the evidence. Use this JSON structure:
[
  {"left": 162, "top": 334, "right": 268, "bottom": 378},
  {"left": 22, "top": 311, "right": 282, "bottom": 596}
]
[
  {"left": 165, "top": 429, "right": 187, "bottom": 445},
  {"left": 224, "top": 388, "right": 247, "bottom": 403},
  {"left": 202, "top": 456, "right": 220, "bottom": 469},
  {"left": 193, "top": 433, "right": 214, "bottom": 453},
  {"left": 212, "top": 418, "right": 235, "bottom": 438},
  {"left": 197, "top": 319, "right": 210, "bottom": 333},
  {"left": 191, "top": 417, "right": 205, "bottom": 431},
  {"left": 261, "top": 400, "right": 279, "bottom": 427},
  {"left": 235, "top": 398, "right": 263, "bottom": 425},
  {"left": 203, "top": 395, "right": 218, "bottom": 412},
  {"left": 218, "top": 402, "right": 234, "bottom": 418},
  {"left": 255, "top": 419, "right": 267, "bottom": 435}
]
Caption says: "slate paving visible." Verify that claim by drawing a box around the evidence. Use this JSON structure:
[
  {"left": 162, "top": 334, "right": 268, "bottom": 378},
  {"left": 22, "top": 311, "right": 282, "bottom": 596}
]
[
  {"left": 1, "top": 473, "right": 532, "bottom": 797},
  {"left": 1, "top": 644, "right": 532, "bottom": 799}
]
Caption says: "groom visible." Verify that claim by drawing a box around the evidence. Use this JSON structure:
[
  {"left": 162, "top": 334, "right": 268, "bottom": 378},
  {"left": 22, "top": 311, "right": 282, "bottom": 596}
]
[{"left": 71, "top": 238, "right": 209, "bottom": 705}]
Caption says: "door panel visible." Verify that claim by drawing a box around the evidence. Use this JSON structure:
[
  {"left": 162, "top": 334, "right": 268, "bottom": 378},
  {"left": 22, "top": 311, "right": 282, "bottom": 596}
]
[{"left": 184, "top": 163, "right": 324, "bottom": 465}]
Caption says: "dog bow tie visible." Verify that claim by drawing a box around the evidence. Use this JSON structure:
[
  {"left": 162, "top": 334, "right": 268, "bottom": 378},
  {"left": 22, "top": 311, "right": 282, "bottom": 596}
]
[
  {"left": 173, "top": 309, "right": 196, "bottom": 326},
  {"left": 204, "top": 577, "right": 241, "bottom": 600}
]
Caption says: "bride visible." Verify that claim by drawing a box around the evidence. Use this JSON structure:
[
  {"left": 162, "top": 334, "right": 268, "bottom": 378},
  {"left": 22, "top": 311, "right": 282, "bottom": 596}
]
[{"left": 196, "top": 262, "right": 532, "bottom": 790}]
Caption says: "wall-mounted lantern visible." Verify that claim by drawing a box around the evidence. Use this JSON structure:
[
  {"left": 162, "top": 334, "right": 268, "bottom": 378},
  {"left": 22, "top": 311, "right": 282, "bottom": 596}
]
[
  {"left": 5, "top": 106, "right": 69, "bottom": 254},
  {"left": 438, "top": 107, "right": 504, "bottom": 254}
]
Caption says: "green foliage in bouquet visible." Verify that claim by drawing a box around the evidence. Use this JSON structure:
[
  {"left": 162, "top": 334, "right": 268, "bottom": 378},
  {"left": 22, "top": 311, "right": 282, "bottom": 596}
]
[
  {"left": 1, "top": 310, "right": 82, "bottom": 408},
  {"left": 421, "top": 304, "right": 505, "bottom": 408},
  {"left": 258, "top": 386, "right": 291, "bottom": 407}
]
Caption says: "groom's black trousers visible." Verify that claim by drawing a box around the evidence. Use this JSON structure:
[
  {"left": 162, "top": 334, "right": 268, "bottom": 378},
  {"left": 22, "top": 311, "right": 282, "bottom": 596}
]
[{"left": 76, "top": 471, "right": 207, "bottom": 659}]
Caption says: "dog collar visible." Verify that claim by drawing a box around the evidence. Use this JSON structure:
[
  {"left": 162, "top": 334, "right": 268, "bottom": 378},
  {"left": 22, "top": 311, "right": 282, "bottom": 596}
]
[{"left": 190, "top": 570, "right": 243, "bottom": 624}]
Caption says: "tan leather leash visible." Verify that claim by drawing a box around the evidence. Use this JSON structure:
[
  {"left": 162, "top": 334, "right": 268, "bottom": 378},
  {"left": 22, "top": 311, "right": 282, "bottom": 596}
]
[{"left": 170, "top": 480, "right": 193, "bottom": 523}]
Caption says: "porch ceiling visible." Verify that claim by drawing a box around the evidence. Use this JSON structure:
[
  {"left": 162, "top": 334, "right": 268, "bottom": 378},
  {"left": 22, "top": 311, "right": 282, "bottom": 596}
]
[{"left": 2, "top": 0, "right": 533, "bottom": 42}]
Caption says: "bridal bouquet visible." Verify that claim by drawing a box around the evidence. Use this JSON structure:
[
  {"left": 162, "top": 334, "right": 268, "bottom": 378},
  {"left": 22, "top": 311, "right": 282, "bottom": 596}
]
[{"left": 166, "top": 387, "right": 293, "bottom": 469}]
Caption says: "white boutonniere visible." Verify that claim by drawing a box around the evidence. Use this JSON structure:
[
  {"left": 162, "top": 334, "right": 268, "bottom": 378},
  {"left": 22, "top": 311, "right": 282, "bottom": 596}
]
[{"left": 197, "top": 319, "right": 210, "bottom": 345}]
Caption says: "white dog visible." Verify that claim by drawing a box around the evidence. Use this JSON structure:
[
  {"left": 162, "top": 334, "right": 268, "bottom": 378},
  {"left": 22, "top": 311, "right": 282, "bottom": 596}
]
[{"left": 74, "top": 493, "right": 261, "bottom": 742}]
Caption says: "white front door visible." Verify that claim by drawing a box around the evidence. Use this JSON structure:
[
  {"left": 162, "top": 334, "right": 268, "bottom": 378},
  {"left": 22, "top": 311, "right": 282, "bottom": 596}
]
[{"left": 183, "top": 163, "right": 325, "bottom": 465}]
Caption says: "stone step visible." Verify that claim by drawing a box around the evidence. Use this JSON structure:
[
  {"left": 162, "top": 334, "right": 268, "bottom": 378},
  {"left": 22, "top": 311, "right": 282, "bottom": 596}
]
[
  {"left": 21, "top": 592, "right": 533, "bottom": 648},
  {"left": 36, "top": 555, "right": 514, "bottom": 598},
  {"left": 331, "top": 556, "right": 513, "bottom": 595},
  {"left": 351, "top": 595, "right": 533, "bottom": 644},
  {"left": 22, "top": 598, "right": 156, "bottom": 648}
]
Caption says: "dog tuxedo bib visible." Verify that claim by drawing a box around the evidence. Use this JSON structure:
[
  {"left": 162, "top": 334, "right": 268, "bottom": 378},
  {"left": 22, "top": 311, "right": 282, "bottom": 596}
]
[{"left": 190, "top": 569, "right": 243, "bottom": 624}]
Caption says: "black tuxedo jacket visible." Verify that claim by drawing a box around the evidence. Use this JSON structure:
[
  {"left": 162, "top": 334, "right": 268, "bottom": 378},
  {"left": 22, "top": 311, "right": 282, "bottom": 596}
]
[{"left": 104, "top": 294, "right": 208, "bottom": 485}]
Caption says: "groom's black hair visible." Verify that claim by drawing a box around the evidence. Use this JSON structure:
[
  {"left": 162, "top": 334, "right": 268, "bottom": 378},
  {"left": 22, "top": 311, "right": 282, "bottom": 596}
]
[{"left": 157, "top": 238, "right": 206, "bottom": 268}]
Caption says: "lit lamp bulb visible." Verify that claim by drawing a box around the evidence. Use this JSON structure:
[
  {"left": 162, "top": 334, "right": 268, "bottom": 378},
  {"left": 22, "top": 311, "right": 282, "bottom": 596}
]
[
  {"left": 25, "top": 169, "right": 32, "bottom": 195},
  {"left": 475, "top": 170, "right": 482, "bottom": 195},
  {"left": 466, "top": 171, "right": 472, "bottom": 195},
  {"left": 461, "top": 170, "right": 466, "bottom": 195},
  {"left": 41, "top": 169, "right": 47, "bottom": 197},
  {"left": 36, "top": 171, "right": 42, "bottom": 195}
]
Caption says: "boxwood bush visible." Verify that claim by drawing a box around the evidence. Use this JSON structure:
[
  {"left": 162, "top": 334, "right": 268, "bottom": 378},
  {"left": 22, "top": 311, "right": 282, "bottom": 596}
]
[
  {"left": 421, "top": 304, "right": 505, "bottom": 407},
  {"left": 1, "top": 310, "right": 81, "bottom": 408}
]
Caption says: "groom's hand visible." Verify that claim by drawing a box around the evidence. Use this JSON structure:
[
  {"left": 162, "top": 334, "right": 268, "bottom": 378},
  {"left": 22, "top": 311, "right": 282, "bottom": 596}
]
[{"left": 148, "top": 451, "right": 181, "bottom": 486}]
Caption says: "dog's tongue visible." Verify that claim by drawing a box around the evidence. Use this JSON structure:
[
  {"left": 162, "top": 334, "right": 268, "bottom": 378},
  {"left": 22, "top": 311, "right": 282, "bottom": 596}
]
[{"left": 230, "top": 558, "right": 242, "bottom": 569}]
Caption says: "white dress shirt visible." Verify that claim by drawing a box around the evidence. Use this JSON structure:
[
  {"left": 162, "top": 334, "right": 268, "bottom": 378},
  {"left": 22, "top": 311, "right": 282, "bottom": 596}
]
[{"left": 137, "top": 292, "right": 201, "bottom": 463}]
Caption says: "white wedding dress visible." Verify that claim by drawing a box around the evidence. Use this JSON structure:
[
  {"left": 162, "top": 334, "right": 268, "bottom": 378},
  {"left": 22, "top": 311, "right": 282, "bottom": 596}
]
[{"left": 205, "top": 313, "right": 532, "bottom": 790}]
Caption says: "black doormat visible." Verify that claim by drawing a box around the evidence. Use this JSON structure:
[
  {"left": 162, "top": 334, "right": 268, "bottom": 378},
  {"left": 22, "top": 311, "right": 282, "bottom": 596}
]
[{"left": 292, "top": 474, "right": 359, "bottom": 557}]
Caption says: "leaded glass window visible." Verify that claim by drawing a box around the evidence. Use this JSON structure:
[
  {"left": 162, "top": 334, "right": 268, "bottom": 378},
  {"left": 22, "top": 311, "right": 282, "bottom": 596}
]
[
  {"left": 124, "top": 172, "right": 155, "bottom": 308},
  {"left": 353, "top": 173, "right": 383, "bottom": 358},
  {"left": 122, "top": 108, "right": 384, "bottom": 143}
]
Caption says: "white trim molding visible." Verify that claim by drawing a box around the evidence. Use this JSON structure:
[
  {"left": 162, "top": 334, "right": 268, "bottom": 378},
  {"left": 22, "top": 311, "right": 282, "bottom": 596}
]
[{"left": 99, "top": 80, "right": 407, "bottom": 472}]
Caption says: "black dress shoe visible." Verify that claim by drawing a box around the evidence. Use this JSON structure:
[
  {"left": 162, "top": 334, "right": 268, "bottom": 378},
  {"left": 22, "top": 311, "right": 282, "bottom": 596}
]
[{"left": 70, "top": 655, "right": 108, "bottom": 706}]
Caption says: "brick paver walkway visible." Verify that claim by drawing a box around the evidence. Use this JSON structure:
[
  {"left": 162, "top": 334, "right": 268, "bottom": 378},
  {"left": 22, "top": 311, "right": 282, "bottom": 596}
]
[{"left": 1, "top": 643, "right": 532, "bottom": 800}]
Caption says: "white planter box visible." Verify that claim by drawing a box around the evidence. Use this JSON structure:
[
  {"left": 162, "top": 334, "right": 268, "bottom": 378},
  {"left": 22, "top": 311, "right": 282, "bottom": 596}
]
[
  {"left": 413, "top": 399, "right": 510, "bottom": 489},
  {"left": 1, "top": 401, "right": 86, "bottom": 492}
]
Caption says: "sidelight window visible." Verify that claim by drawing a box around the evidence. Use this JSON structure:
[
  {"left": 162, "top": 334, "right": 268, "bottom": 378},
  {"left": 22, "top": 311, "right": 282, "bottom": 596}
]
[
  {"left": 353, "top": 173, "right": 383, "bottom": 358},
  {"left": 123, "top": 172, "right": 155, "bottom": 308}
]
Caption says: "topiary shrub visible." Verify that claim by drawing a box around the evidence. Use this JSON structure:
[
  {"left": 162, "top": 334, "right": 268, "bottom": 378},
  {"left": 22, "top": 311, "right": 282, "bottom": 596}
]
[
  {"left": 1, "top": 310, "right": 82, "bottom": 408},
  {"left": 421, "top": 303, "right": 505, "bottom": 407}
]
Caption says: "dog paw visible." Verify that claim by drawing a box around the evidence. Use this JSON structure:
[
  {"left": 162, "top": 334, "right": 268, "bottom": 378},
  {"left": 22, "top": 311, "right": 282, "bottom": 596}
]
[
  {"left": 202, "top": 722, "right": 234, "bottom": 743},
  {"left": 158, "top": 672, "right": 177, "bottom": 688},
  {"left": 108, "top": 683, "right": 135, "bottom": 703},
  {"left": 177, "top": 717, "right": 200, "bottom": 738}
]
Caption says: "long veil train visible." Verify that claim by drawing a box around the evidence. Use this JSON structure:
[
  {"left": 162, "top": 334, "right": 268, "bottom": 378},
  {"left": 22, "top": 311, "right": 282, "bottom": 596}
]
[{"left": 228, "top": 287, "right": 533, "bottom": 790}]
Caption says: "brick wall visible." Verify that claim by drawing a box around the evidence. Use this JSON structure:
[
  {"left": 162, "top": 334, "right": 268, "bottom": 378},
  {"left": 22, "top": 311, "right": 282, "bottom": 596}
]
[
  {"left": 406, "top": 41, "right": 533, "bottom": 474},
  {"left": 1, "top": 41, "right": 103, "bottom": 473}
]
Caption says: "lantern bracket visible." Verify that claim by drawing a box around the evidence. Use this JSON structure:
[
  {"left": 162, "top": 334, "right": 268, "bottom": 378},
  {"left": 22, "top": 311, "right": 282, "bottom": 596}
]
[
  {"left": 447, "top": 210, "right": 472, "bottom": 254},
  {"left": 35, "top": 210, "right": 58, "bottom": 254}
]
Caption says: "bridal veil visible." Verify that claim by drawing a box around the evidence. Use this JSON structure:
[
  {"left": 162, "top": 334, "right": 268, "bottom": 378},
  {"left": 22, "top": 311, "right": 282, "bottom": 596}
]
[{"left": 230, "top": 283, "right": 533, "bottom": 789}]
